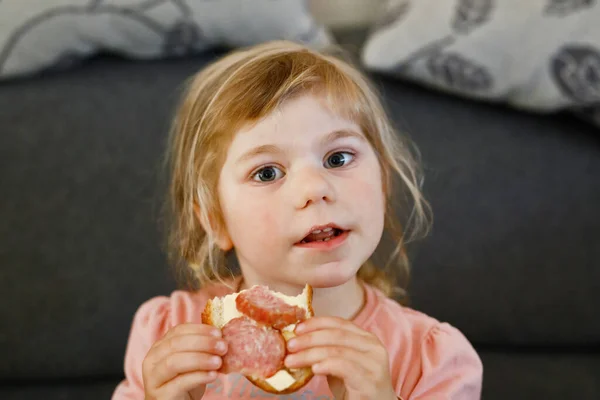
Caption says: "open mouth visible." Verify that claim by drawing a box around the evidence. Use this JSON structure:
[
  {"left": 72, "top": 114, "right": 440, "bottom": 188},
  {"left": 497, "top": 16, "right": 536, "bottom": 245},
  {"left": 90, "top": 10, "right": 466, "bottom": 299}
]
[{"left": 299, "top": 227, "right": 346, "bottom": 244}]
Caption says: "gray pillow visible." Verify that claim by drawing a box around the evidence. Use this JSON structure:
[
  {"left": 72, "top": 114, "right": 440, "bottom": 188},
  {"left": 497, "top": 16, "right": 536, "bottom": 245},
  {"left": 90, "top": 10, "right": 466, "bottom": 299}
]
[
  {"left": 0, "top": 0, "right": 333, "bottom": 80},
  {"left": 361, "top": 0, "right": 600, "bottom": 124}
]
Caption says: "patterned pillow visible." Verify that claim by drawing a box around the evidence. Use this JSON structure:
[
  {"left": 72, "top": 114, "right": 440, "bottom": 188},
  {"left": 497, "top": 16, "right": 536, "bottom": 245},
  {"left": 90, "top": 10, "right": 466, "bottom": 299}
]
[
  {"left": 0, "top": 0, "right": 332, "bottom": 80},
  {"left": 361, "top": 0, "right": 600, "bottom": 125}
]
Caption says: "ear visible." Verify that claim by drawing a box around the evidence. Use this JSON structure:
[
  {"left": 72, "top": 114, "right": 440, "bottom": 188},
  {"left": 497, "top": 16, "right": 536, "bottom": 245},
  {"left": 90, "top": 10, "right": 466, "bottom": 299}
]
[{"left": 194, "top": 203, "right": 234, "bottom": 251}]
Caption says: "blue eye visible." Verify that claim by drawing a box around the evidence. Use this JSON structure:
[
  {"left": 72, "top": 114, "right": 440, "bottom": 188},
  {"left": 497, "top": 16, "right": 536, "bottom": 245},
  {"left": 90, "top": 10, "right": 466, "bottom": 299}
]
[
  {"left": 325, "top": 152, "right": 354, "bottom": 168},
  {"left": 252, "top": 166, "right": 284, "bottom": 182}
]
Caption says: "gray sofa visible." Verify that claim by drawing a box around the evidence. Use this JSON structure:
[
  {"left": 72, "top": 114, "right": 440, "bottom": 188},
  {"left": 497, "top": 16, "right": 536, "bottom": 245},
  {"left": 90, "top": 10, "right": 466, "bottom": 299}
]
[{"left": 1, "top": 48, "right": 599, "bottom": 399}]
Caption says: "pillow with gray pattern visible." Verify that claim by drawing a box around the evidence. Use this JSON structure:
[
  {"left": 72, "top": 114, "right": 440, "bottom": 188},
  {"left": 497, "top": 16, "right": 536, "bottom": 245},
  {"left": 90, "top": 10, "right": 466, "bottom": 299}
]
[
  {"left": 361, "top": 0, "right": 600, "bottom": 126},
  {"left": 0, "top": 0, "right": 332, "bottom": 80}
]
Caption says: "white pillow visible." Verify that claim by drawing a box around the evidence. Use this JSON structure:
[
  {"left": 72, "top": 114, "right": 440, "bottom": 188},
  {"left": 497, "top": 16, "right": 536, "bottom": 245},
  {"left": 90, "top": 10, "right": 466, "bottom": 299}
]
[
  {"left": 362, "top": 0, "right": 600, "bottom": 113},
  {"left": 0, "top": 0, "right": 332, "bottom": 80}
]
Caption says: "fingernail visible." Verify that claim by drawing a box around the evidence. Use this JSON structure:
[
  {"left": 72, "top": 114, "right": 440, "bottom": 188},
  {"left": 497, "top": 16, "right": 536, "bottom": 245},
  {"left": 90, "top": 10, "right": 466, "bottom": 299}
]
[
  {"left": 294, "top": 323, "right": 305, "bottom": 333},
  {"left": 210, "top": 329, "right": 222, "bottom": 338},
  {"left": 284, "top": 355, "right": 297, "bottom": 368},
  {"left": 286, "top": 339, "right": 297, "bottom": 350},
  {"left": 216, "top": 341, "right": 226, "bottom": 352},
  {"left": 210, "top": 356, "right": 221, "bottom": 366},
  {"left": 208, "top": 371, "right": 217, "bottom": 378}
]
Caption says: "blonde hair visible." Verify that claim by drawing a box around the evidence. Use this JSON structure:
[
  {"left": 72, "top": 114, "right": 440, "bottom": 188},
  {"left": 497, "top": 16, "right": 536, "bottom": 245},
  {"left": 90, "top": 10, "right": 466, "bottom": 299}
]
[{"left": 165, "top": 40, "right": 431, "bottom": 301}]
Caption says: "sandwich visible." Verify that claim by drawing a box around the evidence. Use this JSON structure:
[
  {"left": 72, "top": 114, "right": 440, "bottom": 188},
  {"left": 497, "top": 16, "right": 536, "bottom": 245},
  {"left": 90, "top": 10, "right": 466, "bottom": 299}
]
[{"left": 201, "top": 284, "right": 314, "bottom": 394}]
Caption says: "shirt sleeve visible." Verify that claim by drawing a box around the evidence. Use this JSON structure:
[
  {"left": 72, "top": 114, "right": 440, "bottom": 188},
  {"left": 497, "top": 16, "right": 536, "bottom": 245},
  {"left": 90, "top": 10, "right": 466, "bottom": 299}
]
[
  {"left": 408, "top": 323, "right": 483, "bottom": 400},
  {"left": 111, "top": 296, "right": 172, "bottom": 400}
]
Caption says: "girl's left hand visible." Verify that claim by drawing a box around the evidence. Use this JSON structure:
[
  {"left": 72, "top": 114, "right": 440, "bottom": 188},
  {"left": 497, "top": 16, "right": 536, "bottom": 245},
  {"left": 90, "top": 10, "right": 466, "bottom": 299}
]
[{"left": 284, "top": 317, "right": 398, "bottom": 400}]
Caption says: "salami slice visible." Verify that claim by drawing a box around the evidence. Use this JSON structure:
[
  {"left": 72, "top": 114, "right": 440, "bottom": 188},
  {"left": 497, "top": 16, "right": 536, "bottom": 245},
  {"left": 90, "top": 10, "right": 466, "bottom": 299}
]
[
  {"left": 220, "top": 316, "right": 285, "bottom": 378},
  {"left": 236, "top": 285, "right": 307, "bottom": 330}
]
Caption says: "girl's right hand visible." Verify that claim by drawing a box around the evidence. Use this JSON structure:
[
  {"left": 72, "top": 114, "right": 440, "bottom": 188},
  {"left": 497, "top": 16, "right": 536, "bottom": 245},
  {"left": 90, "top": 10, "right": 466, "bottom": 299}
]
[{"left": 142, "top": 323, "right": 227, "bottom": 400}]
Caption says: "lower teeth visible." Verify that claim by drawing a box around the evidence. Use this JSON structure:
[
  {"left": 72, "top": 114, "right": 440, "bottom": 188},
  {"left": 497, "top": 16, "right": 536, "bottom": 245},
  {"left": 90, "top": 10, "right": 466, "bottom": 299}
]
[
  {"left": 301, "top": 237, "right": 333, "bottom": 244},
  {"left": 301, "top": 231, "right": 343, "bottom": 244}
]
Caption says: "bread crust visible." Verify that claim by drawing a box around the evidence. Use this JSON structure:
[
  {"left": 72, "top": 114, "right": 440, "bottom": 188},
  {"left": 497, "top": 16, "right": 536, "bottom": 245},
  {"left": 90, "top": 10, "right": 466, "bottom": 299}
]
[
  {"left": 202, "top": 285, "right": 314, "bottom": 394},
  {"left": 200, "top": 298, "right": 214, "bottom": 326}
]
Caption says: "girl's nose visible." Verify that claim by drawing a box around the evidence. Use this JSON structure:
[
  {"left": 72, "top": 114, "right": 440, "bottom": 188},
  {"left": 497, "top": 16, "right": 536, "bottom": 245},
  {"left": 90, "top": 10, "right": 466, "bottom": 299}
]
[{"left": 292, "top": 167, "right": 336, "bottom": 210}]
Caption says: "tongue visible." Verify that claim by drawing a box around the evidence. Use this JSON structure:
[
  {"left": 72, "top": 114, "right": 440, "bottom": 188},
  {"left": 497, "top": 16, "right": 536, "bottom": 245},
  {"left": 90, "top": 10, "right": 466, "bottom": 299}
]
[{"left": 304, "top": 230, "right": 336, "bottom": 242}]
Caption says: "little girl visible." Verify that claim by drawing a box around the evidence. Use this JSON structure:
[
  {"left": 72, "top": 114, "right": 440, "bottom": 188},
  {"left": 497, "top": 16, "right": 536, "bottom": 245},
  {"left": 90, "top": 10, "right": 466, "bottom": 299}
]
[{"left": 112, "top": 41, "right": 483, "bottom": 400}]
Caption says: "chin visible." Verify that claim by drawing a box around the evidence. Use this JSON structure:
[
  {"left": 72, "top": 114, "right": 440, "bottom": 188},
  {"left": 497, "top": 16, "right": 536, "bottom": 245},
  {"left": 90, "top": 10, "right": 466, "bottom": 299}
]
[{"left": 301, "top": 261, "right": 360, "bottom": 289}]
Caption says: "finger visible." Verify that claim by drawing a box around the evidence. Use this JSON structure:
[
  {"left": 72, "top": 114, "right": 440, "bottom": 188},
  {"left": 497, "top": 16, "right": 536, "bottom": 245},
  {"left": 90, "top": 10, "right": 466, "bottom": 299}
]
[
  {"left": 152, "top": 352, "right": 222, "bottom": 386},
  {"left": 287, "top": 328, "right": 375, "bottom": 353},
  {"left": 148, "top": 333, "right": 227, "bottom": 363},
  {"left": 285, "top": 346, "right": 375, "bottom": 370},
  {"left": 313, "top": 358, "right": 371, "bottom": 393},
  {"left": 157, "top": 370, "right": 217, "bottom": 398},
  {"left": 295, "top": 317, "right": 368, "bottom": 336},
  {"left": 162, "top": 323, "right": 221, "bottom": 340}
]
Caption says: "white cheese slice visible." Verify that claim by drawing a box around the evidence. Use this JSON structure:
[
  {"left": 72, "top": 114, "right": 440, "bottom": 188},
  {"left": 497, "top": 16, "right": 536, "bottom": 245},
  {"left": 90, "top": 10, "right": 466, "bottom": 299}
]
[
  {"left": 218, "top": 292, "right": 242, "bottom": 327},
  {"left": 264, "top": 370, "right": 296, "bottom": 391},
  {"left": 271, "top": 285, "right": 311, "bottom": 314}
]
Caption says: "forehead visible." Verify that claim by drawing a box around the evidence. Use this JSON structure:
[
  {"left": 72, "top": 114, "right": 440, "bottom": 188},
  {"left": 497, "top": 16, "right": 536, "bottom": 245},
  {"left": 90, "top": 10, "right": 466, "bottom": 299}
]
[{"left": 228, "top": 94, "right": 362, "bottom": 153}]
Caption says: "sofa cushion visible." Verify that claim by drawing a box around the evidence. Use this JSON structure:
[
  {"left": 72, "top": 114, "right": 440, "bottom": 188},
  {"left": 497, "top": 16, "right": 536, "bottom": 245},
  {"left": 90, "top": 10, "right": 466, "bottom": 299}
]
[
  {"left": 0, "top": 0, "right": 332, "bottom": 80},
  {"left": 362, "top": 0, "right": 600, "bottom": 124},
  {"left": 1, "top": 352, "right": 598, "bottom": 400},
  {"left": 0, "top": 55, "right": 193, "bottom": 379},
  {"left": 1, "top": 379, "right": 119, "bottom": 400},
  {"left": 376, "top": 74, "right": 600, "bottom": 346},
  {"left": 479, "top": 350, "right": 600, "bottom": 399}
]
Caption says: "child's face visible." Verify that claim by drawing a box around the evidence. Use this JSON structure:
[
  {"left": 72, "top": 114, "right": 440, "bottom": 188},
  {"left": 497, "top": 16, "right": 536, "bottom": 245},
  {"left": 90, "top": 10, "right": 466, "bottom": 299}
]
[{"left": 217, "top": 94, "right": 385, "bottom": 290}]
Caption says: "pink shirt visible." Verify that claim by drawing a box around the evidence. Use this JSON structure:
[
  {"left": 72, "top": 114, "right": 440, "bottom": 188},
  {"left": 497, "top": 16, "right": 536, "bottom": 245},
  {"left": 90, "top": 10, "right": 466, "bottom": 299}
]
[{"left": 112, "top": 281, "right": 483, "bottom": 399}]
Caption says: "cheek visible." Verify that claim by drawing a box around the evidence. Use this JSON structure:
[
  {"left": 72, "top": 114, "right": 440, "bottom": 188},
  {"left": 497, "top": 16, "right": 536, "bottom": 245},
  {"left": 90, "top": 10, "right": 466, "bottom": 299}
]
[
  {"left": 354, "top": 179, "right": 385, "bottom": 221},
  {"left": 346, "top": 164, "right": 386, "bottom": 234},
  {"left": 250, "top": 206, "right": 279, "bottom": 237},
  {"left": 349, "top": 164, "right": 385, "bottom": 208},
  {"left": 221, "top": 188, "right": 282, "bottom": 246}
]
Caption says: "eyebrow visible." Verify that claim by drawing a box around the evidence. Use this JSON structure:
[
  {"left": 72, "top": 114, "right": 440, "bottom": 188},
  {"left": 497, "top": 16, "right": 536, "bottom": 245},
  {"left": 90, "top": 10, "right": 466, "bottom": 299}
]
[
  {"left": 236, "top": 129, "right": 365, "bottom": 165},
  {"left": 320, "top": 129, "right": 365, "bottom": 147}
]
